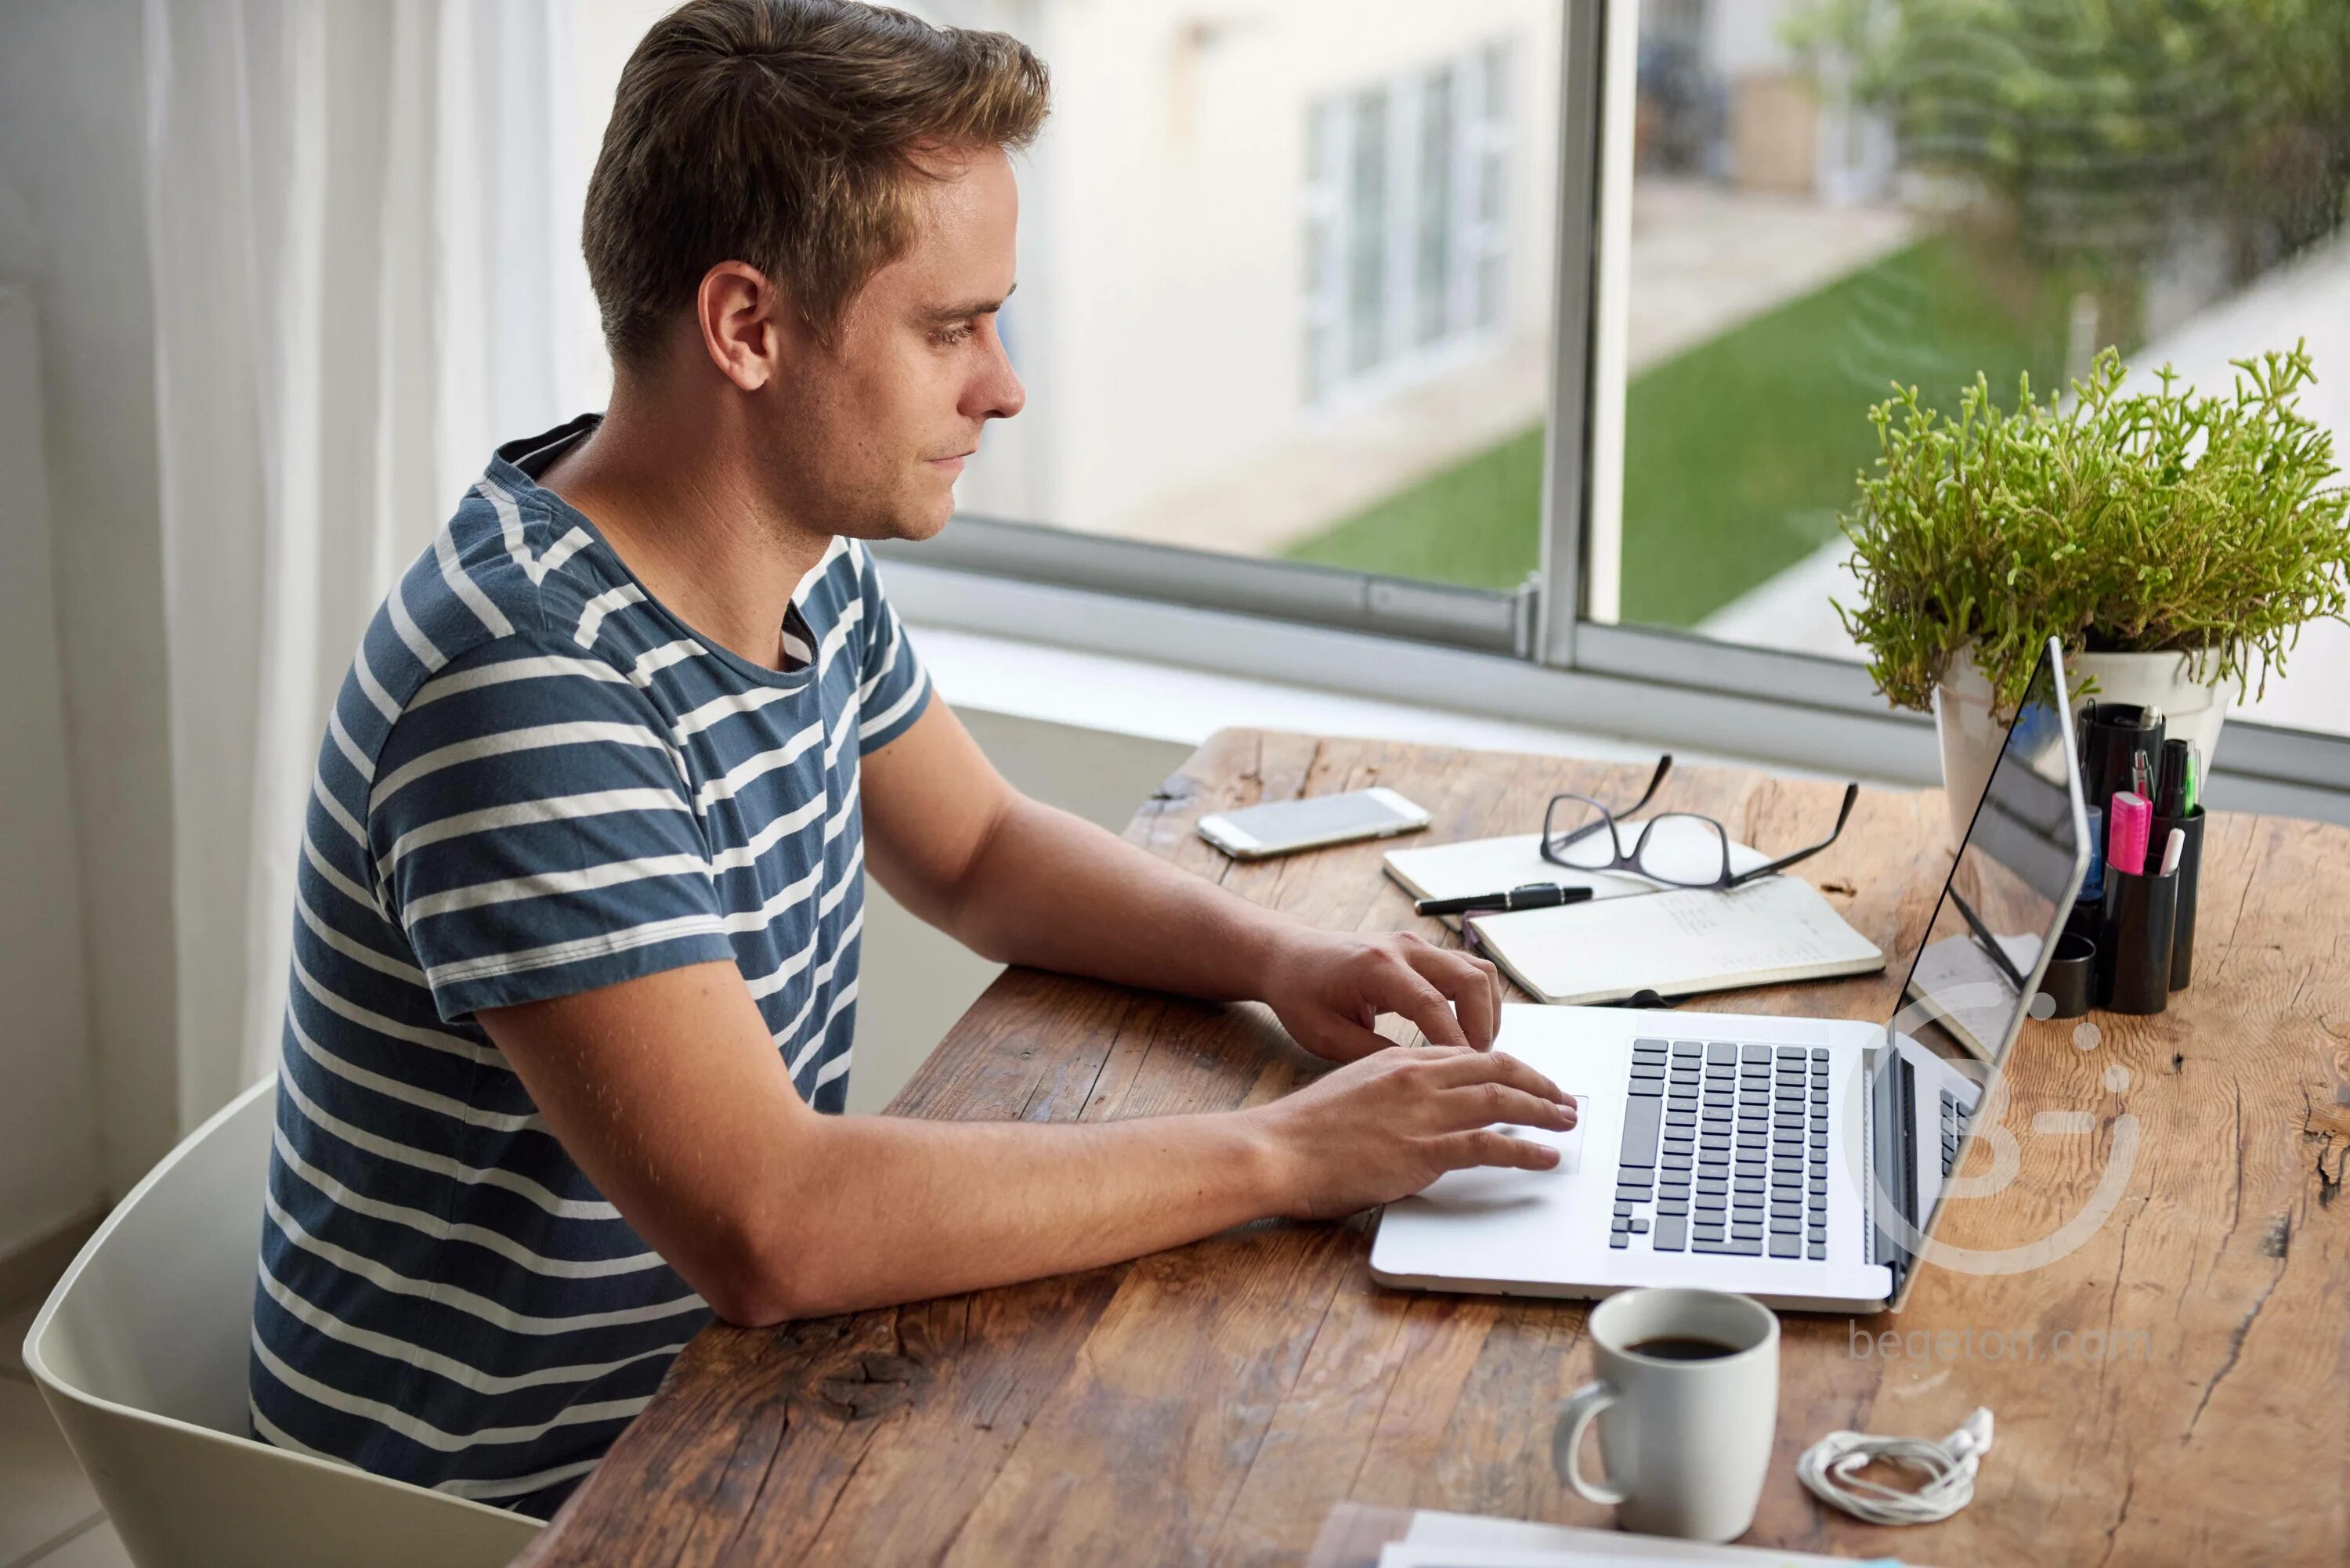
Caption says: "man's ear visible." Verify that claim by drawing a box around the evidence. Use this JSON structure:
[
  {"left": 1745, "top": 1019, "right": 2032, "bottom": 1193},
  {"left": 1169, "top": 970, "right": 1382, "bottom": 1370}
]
[{"left": 696, "top": 261, "right": 792, "bottom": 392}]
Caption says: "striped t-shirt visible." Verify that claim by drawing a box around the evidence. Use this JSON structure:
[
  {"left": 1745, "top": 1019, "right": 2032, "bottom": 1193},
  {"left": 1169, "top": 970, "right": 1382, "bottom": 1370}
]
[{"left": 249, "top": 414, "right": 931, "bottom": 1515}]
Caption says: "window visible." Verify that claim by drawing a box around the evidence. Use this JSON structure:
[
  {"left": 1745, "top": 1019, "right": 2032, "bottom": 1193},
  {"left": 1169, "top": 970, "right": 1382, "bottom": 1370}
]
[
  {"left": 898, "top": 0, "right": 1561, "bottom": 626},
  {"left": 557, "top": 2, "right": 2349, "bottom": 812},
  {"left": 1582, "top": 0, "right": 2350, "bottom": 745},
  {"left": 1301, "top": 44, "right": 1512, "bottom": 407}
]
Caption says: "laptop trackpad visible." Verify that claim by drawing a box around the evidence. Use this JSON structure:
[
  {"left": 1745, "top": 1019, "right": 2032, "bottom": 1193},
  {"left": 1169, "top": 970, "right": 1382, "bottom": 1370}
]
[{"left": 1406, "top": 1098, "right": 1586, "bottom": 1212}]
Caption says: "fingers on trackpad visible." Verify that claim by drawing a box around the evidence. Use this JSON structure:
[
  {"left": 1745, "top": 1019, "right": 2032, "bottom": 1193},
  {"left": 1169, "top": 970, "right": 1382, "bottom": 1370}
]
[{"left": 1499, "top": 1116, "right": 1583, "bottom": 1174}]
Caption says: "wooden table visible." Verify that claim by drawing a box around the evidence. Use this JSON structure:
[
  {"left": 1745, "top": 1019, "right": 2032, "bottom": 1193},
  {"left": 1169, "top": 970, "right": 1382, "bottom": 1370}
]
[{"left": 517, "top": 730, "right": 2349, "bottom": 1567}]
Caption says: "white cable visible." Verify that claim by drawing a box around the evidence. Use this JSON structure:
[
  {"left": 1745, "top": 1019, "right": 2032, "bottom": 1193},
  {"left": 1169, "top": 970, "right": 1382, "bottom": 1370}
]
[{"left": 1796, "top": 1407, "right": 1994, "bottom": 1526}]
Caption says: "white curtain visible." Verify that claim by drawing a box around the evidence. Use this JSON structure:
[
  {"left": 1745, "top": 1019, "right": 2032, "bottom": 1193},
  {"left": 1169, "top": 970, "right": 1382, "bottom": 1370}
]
[{"left": 140, "top": 0, "right": 606, "bottom": 1126}]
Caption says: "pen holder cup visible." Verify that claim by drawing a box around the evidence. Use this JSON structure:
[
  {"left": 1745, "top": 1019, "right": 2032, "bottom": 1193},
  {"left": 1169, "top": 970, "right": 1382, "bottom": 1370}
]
[
  {"left": 2065, "top": 896, "right": 2101, "bottom": 949},
  {"left": 2040, "top": 931, "right": 2097, "bottom": 1021},
  {"left": 2152, "top": 808, "right": 2204, "bottom": 992},
  {"left": 2098, "top": 865, "right": 2178, "bottom": 1015},
  {"left": 2080, "top": 703, "right": 2165, "bottom": 818}
]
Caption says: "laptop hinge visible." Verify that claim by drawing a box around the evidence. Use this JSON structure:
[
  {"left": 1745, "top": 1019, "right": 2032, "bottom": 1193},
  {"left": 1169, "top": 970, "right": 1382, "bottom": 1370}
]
[{"left": 1860, "top": 1047, "right": 1878, "bottom": 1265}]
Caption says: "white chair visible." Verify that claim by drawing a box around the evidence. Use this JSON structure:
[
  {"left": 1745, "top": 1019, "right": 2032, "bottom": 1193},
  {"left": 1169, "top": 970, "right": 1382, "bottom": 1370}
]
[{"left": 23, "top": 1078, "right": 544, "bottom": 1568}]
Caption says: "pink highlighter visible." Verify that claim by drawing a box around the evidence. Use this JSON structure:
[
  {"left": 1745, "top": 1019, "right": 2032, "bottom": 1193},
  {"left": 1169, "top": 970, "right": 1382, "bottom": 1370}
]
[{"left": 2107, "top": 792, "right": 2153, "bottom": 877}]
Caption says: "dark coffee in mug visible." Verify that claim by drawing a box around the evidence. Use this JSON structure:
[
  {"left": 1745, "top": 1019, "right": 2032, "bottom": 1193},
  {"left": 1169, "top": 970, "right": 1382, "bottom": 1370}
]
[{"left": 1624, "top": 1336, "right": 1737, "bottom": 1362}]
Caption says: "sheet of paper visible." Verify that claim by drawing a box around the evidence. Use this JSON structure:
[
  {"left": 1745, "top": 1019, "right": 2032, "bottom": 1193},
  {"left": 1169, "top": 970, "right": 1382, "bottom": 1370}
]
[
  {"left": 1384, "top": 834, "right": 1650, "bottom": 904},
  {"left": 1380, "top": 1548, "right": 1896, "bottom": 1568},
  {"left": 1383, "top": 1548, "right": 1753, "bottom": 1567},
  {"left": 1387, "top": 1508, "right": 1916, "bottom": 1566},
  {"left": 1386, "top": 826, "right": 1769, "bottom": 904}
]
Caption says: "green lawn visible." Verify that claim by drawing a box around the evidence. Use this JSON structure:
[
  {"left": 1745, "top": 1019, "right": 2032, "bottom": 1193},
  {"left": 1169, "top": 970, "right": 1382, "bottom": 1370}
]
[{"left": 1279, "top": 234, "right": 2069, "bottom": 627}]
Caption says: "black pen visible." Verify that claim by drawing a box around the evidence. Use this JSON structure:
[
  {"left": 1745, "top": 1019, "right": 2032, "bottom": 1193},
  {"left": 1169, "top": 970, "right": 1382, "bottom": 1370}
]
[{"left": 1415, "top": 883, "right": 1596, "bottom": 918}]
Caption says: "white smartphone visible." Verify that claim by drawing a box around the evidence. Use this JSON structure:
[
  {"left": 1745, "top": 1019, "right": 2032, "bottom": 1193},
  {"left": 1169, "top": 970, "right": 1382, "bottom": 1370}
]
[{"left": 1196, "top": 786, "right": 1431, "bottom": 860}]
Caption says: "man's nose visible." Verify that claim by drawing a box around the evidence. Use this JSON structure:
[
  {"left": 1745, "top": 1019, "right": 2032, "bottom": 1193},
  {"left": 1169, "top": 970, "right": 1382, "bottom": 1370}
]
[{"left": 971, "top": 324, "right": 1025, "bottom": 421}]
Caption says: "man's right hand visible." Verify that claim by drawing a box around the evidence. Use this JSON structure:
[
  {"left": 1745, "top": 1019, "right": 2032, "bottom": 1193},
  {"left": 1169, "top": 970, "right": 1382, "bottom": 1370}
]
[{"left": 1250, "top": 1046, "right": 1579, "bottom": 1221}]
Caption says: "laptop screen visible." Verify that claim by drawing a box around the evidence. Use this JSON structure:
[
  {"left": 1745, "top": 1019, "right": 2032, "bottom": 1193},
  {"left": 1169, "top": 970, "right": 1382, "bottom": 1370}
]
[{"left": 1871, "top": 640, "right": 2090, "bottom": 1303}]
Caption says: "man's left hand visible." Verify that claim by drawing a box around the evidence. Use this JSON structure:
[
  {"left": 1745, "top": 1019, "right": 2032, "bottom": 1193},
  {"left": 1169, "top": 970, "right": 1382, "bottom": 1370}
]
[{"left": 1256, "top": 928, "right": 1506, "bottom": 1063}]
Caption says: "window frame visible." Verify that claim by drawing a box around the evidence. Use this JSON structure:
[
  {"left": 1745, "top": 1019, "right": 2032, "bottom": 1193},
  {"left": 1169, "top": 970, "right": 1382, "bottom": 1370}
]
[{"left": 876, "top": 0, "right": 2350, "bottom": 824}]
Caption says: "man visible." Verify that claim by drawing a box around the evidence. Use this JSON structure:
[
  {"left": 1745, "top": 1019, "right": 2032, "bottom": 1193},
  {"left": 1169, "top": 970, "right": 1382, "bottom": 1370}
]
[{"left": 252, "top": 0, "right": 1574, "bottom": 1516}]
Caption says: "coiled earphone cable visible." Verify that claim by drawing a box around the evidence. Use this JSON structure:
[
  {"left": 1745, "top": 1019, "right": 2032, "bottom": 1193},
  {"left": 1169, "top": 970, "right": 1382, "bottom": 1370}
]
[{"left": 1796, "top": 1408, "right": 1994, "bottom": 1526}]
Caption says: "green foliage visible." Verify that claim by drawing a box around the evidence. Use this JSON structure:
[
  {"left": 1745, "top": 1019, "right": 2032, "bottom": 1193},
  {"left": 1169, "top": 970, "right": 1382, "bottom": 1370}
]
[
  {"left": 1618, "top": 234, "right": 2063, "bottom": 626},
  {"left": 1279, "top": 425, "right": 1543, "bottom": 592},
  {"left": 1834, "top": 341, "right": 2350, "bottom": 717},
  {"left": 1790, "top": 0, "right": 2350, "bottom": 329},
  {"left": 1281, "top": 235, "right": 2063, "bottom": 616}
]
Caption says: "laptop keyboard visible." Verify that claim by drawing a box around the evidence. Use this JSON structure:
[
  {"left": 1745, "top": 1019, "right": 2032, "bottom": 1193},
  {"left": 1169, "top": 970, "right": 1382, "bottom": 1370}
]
[
  {"left": 1939, "top": 1089, "right": 1972, "bottom": 1177},
  {"left": 1611, "top": 1040, "right": 1829, "bottom": 1260}
]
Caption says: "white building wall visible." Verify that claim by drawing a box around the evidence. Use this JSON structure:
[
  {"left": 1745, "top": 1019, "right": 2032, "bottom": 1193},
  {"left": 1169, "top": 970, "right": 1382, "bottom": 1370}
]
[
  {"left": 1702, "top": 0, "right": 1796, "bottom": 78},
  {"left": 959, "top": 0, "right": 1562, "bottom": 536}
]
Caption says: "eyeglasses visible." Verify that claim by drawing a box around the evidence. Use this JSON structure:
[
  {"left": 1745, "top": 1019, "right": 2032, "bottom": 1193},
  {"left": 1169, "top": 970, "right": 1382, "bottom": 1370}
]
[{"left": 1540, "top": 755, "right": 1860, "bottom": 891}]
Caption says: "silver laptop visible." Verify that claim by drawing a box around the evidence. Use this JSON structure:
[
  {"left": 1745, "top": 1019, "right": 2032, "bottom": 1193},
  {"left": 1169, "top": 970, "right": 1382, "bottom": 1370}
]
[{"left": 1372, "top": 638, "right": 2090, "bottom": 1313}]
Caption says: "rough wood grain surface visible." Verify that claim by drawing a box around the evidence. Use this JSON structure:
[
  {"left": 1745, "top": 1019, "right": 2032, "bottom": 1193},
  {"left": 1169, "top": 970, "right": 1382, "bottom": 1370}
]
[{"left": 515, "top": 730, "right": 2349, "bottom": 1568}]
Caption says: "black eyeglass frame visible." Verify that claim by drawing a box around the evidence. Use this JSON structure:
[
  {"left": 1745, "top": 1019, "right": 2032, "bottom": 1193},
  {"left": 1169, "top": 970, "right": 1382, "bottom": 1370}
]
[{"left": 1539, "top": 754, "right": 1860, "bottom": 891}]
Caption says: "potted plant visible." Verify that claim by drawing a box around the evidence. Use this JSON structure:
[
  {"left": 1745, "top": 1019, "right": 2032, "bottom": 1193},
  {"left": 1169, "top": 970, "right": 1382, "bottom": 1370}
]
[{"left": 1835, "top": 342, "right": 2349, "bottom": 840}]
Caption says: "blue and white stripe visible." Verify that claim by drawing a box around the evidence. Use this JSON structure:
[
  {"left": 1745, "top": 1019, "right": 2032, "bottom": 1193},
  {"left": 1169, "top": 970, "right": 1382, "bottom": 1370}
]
[{"left": 251, "top": 415, "right": 931, "bottom": 1516}]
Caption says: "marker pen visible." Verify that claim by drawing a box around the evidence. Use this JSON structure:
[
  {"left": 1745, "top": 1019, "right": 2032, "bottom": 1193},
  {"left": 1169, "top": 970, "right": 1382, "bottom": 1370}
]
[
  {"left": 2108, "top": 792, "right": 2152, "bottom": 878},
  {"left": 2160, "top": 826, "right": 2185, "bottom": 877}
]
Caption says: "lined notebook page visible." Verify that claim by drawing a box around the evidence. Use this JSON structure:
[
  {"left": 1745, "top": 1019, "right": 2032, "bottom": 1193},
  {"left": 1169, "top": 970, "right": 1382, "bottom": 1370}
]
[{"left": 1466, "top": 876, "right": 1882, "bottom": 1005}]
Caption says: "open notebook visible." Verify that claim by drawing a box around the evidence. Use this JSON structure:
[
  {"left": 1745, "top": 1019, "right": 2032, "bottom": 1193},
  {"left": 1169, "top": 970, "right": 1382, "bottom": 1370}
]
[{"left": 1385, "top": 829, "right": 1881, "bottom": 1006}]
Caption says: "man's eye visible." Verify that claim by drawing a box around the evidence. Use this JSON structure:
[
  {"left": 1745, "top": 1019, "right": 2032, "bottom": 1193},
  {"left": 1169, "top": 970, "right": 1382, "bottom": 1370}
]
[{"left": 932, "top": 324, "right": 974, "bottom": 347}]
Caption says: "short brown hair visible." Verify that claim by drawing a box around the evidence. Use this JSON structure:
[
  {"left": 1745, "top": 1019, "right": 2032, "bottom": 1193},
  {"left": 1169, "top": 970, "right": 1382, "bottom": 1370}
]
[{"left": 583, "top": 0, "right": 1048, "bottom": 363}]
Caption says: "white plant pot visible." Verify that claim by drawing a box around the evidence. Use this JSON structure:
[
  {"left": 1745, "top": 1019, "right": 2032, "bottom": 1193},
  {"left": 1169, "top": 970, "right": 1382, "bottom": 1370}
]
[
  {"left": 1932, "top": 656, "right": 2005, "bottom": 847},
  {"left": 1932, "top": 646, "right": 2233, "bottom": 846}
]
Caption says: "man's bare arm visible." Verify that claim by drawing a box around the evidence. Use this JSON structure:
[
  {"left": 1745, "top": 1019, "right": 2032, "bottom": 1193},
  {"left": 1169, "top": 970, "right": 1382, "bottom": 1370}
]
[
  {"left": 861, "top": 699, "right": 1504, "bottom": 1061},
  {"left": 479, "top": 963, "right": 1573, "bottom": 1325}
]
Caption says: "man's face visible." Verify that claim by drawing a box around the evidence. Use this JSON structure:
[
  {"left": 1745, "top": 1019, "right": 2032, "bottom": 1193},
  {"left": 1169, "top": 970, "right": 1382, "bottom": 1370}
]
[{"left": 760, "top": 146, "right": 1025, "bottom": 542}]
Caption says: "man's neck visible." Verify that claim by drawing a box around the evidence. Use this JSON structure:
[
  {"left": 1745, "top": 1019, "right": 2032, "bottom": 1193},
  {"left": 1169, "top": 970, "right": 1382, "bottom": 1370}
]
[{"left": 538, "top": 384, "right": 833, "bottom": 674}]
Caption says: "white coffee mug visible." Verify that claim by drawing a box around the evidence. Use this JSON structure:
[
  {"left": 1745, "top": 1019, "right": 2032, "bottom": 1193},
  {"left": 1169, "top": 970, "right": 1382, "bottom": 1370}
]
[{"left": 1552, "top": 1287, "right": 1780, "bottom": 1542}]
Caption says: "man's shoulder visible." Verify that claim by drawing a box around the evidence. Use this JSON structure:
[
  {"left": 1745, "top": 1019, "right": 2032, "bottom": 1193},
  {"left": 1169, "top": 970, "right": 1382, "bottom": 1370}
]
[
  {"left": 337, "top": 483, "right": 639, "bottom": 757},
  {"left": 441, "top": 479, "right": 617, "bottom": 636}
]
